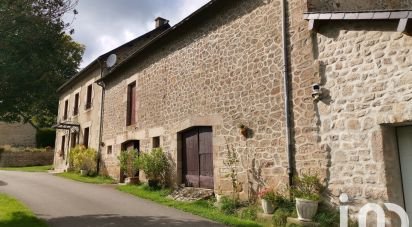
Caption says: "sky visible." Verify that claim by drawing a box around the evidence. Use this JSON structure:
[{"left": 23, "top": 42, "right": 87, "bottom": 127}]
[{"left": 66, "top": 0, "right": 210, "bottom": 68}]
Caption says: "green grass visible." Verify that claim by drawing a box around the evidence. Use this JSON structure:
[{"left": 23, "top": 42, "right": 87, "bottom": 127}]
[
  {"left": 0, "top": 193, "right": 47, "bottom": 227},
  {"left": 0, "top": 165, "right": 52, "bottom": 172},
  {"left": 118, "top": 185, "right": 263, "bottom": 227},
  {"left": 56, "top": 172, "right": 116, "bottom": 184}
]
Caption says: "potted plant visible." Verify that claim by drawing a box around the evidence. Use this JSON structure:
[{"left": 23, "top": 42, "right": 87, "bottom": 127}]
[
  {"left": 291, "top": 174, "right": 324, "bottom": 222},
  {"left": 118, "top": 149, "right": 139, "bottom": 184},
  {"left": 258, "top": 188, "right": 277, "bottom": 214},
  {"left": 215, "top": 186, "right": 223, "bottom": 203},
  {"left": 70, "top": 145, "right": 97, "bottom": 176},
  {"left": 136, "top": 148, "right": 169, "bottom": 188}
]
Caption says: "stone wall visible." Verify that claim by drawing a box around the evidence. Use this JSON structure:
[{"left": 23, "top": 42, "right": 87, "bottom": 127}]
[
  {"left": 0, "top": 151, "right": 54, "bottom": 167},
  {"left": 307, "top": 0, "right": 412, "bottom": 12},
  {"left": 102, "top": 0, "right": 289, "bottom": 198},
  {"left": 0, "top": 122, "right": 36, "bottom": 147}
]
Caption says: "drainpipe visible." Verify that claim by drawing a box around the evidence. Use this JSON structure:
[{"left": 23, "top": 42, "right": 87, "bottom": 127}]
[
  {"left": 96, "top": 60, "right": 106, "bottom": 174},
  {"left": 280, "top": 0, "right": 293, "bottom": 187}
]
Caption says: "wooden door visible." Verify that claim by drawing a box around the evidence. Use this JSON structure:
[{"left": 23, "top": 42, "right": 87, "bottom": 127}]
[
  {"left": 182, "top": 127, "right": 213, "bottom": 189},
  {"left": 397, "top": 126, "right": 412, "bottom": 219}
]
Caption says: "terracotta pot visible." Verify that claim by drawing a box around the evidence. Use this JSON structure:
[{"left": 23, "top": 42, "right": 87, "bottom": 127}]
[
  {"left": 261, "top": 199, "right": 275, "bottom": 214},
  {"left": 80, "top": 170, "right": 88, "bottom": 176},
  {"left": 296, "top": 198, "right": 318, "bottom": 221},
  {"left": 125, "top": 177, "right": 139, "bottom": 185}
]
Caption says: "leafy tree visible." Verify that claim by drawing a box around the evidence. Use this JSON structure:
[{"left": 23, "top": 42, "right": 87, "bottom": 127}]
[{"left": 0, "top": 0, "right": 84, "bottom": 128}]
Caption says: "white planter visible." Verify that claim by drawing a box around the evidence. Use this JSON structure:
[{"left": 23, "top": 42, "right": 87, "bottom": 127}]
[
  {"left": 261, "top": 199, "right": 275, "bottom": 214},
  {"left": 215, "top": 194, "right": 223, "bottom": 203},
  {"left": 296, "top": 198, "right": 318, "bottom": 221},
  {"left": 80, "top": 170, "right": 88, "bottom": 176}
]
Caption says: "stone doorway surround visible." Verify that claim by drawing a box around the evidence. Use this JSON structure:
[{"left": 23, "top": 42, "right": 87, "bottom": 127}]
[{"left": 169, "top": 114, "right": 223, "bottom": 190}]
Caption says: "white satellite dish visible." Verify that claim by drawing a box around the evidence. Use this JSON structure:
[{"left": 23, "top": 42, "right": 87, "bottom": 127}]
[{"left": 106, "top": 54, "right": 117, "bottom": 68}]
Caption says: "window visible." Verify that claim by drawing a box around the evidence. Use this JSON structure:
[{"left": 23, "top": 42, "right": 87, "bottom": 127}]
[
  {"left": 73, "top": 93, "right": 79, "bottom": 115},
  {"left": 107, "top": 145, "right": 113, "bottom": 155},
  {"left": 70, "top": 132, "right": 77, "bottom": 148},
  {"left": 152, "top": 136, "right": 160, "bottom": 148},
  {"left": 63, "top": 100, "right": 68, "bottom": 120},
  {"left": 61, "top": 135, "right": 66, "bottom": 159},
  {"left": 85, "top": 84, "right": 92, "bottom": 110},
  {"left": 126, "top": 82, "right": 136, "bottom": 126},
  {"left": 83, "top": 127, "right": 90, "bottom": 148}
]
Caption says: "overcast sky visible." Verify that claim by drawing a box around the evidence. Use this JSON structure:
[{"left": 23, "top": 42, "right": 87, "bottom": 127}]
[{"left": 66, "top": 0, "right": 210, "bottom": 68}]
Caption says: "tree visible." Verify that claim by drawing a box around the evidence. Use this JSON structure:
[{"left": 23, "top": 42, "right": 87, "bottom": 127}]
[{"left": 0, "top": 0, "right": 84, "bottom": 128}]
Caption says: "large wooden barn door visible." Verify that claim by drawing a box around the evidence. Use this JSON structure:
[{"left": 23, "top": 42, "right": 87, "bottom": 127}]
[{"left": 182, "top": 127, "right": 213, "bottom": 189}]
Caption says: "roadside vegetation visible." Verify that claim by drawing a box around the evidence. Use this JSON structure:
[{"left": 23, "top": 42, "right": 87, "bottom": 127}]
[
  {"left": 0, "top": 165, "right": 52, "bottom": 172},
  {"left": 56, "top": 172, "right": 115, "bottom": 184},
  {"left": 0, "top": 193, "right": 47, "bottom": 227},
  {"left": 118, "top": 184, "right": 264, "bottom": 227}
]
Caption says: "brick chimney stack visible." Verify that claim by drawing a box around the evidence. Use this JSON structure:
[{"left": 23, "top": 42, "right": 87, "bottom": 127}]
[{"left": 155, "top": 17, "right": 169, "bottom": 28}]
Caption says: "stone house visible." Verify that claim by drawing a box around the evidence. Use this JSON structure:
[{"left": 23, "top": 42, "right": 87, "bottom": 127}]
[
  {"left": 0, "top": 122, "right": 36, "bottom": 147},
  {"left": 55, "top": 0, "right": 412, "bottom": 221},
  {"left": 53, "top": 20, "right": 170, "bottom": 171}
]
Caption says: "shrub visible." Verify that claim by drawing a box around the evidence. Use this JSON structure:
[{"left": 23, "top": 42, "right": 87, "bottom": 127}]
[
  {"left": 220, "top": 196, "right": 239, "bottom": 215},
  {"left": 238, "top": 206, "right": 258, "bottom": 221},
  {"left": 291, "top": 174, "right": 324, "bottom": 201},
  {"left": 136, "top": 148, "right": 169, "bottom": 186},
  {"left": 69, "top": 145, "right": 97, "bottom": 174},
  {"left": 36, "top": 128, "right": 56, "bottom": 148},
  {"left": 118, "top": 149, "right": 139, "bottom": 177}
]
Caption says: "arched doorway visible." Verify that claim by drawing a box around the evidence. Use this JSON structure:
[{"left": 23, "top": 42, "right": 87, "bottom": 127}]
[{"left": 119, "top": 140, "right": 140, "bottom": 183}]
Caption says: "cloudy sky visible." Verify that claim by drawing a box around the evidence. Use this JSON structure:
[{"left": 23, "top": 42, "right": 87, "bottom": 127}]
[{"left": 66, "top": 0, "right": 210, "bottom": 68}]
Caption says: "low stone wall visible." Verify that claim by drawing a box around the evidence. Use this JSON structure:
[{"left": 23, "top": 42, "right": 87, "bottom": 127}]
[{"left": 0, "top": 151, "right": 54, "bottom": 167}]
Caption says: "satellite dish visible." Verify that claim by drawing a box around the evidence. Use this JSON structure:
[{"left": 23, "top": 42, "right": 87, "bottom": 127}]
[{"left": 106, "top": 54, "right": 117, "bottom": 68}]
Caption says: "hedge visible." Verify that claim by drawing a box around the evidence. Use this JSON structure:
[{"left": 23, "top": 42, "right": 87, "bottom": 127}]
[{"left": 36, "top": 128, "right": 56, "bottom": 148}]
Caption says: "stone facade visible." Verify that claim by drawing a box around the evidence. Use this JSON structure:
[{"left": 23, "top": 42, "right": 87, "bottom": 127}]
[
  {"left": 0, "top": 122, "right": 36, "bottom": 147},
  {"left": 101, "top": 0, "right": 287, "bottom": 198},
  {"left": 308, "top": 0, "right": 412, "bottom": 11}
]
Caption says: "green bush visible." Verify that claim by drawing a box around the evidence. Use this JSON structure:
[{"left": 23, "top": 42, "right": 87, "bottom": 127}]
[
  {"left": 238, "top": 206, "right": 258, "bottom": 221},
  {"left": 118, "top": 149, "right": 139, "bottom": 177},
  {"left": 136, "top": 148, "right": 169, "bottom": 186},
  {"left": 69, "top": 145, "right": 97, "bottom": 174},
  {"left": 36, "top": 128, "right": 56, "bottom": 148},
  {"left": 291, "top": 174, "right": 324, "bottom": 201},
  {"left": 220, "top": 196, "right": 239, "bottom": 215}
]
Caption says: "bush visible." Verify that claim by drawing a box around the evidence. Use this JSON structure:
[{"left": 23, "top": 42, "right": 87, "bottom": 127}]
[
  {"left": 238, "top": 206, "right": 258, "bottom": 221},
  {"left": 69, "top": 145, "right": 97, "bottom": 174},
  {"left": 118, "top": 149, "right": 139, "bottom": 177},
  {"left": 291, "top": 174, "right": 324, "bottom": 201},
  {"left": 220, "top": 196, "right": 239, "bottom": 215},
  {"left": 36, "top": 128, "right": 56, "bottom": 148},
  {"left": 136, "top": 148, "right": 169, "bottom": 186}
]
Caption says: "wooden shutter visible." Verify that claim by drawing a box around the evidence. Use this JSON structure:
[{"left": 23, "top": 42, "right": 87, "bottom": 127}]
[
  {"left": 83, "top": 127, "right": 89, "bottom": 148},
  {"left": 126, "top": 82, "right": 136, "bottom": 126},
  {"left": 199, "top": 127, "right": 214, "bottom": 189},
  {"left": 183, "top": 129, "right": 200, "bottom": 187},
  {"left": 73, "top": 93, "right": 79, "bottom": 115}
]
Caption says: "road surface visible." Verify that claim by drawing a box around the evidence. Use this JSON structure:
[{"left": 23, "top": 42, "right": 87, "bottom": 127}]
[{"left": 0, "top": 171, "right": 224, "bottom": 227}]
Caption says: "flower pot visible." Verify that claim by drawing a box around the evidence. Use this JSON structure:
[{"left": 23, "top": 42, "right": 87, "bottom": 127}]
[
  {"left": 80, "top": 170, "right": 88, "bottom": 176},
  {"left": 125, "top": 177, "right": 139, "bottom": 185},
  {"left": 261, "top": 199, "right": 275, "bottom": 214},
  {"left": 296, "top": 198, "right": 319, "bottom": 221},
  {"left": 215, "top": 194, "right": 223, "bottom": 203}
]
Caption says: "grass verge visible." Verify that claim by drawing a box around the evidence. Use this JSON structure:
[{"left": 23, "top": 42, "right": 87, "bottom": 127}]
[
  {"left": 56, "top": 172, "right": 116, "bottom": 184},
  {"left": 118, "top": 184, "right": 263, "bottom": 227},
  {"left": 0, "top": 165, "right": 52, "bottom": 172},
  {"left": 0, "top": 193, "right": 47, "bottom": 227}
]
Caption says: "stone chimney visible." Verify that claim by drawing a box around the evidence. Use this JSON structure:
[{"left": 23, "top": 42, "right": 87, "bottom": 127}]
[{"left": 155, "top": 17, "right": 169, "bottom": 28}]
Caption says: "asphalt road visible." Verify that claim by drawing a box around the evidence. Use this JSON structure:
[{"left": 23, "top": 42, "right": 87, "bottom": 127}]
[{"left": 0, "top": 171, "right": 224, "bottom": 227}]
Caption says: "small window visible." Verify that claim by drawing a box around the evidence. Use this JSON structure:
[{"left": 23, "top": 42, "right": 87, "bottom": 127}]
[
  {"left": 61, "top": 135, "right": 66, "bottom": 159},
  {"left": 85, "top": 84, "right": 92, "bottom": 110},
  {"left": 70, "top": 132, "right": 77, "bottom": 148},
  {"left": 83, "top": 127, "right": 90, "bottom": 148},
  {"left": 73, "top": 93, "right": 79, "bottom": 115},
  {"left": 126, "top": 82, "right": 136, "bottom": 126},
  {"left": 63, "top": 100, "right": 68, "bottom": 120},
  {"left": 152, "top": 136, "right": 160, "bottom": 148},
  {"left": 107, "top": 145, "right": 113, "bottom": 155}
]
